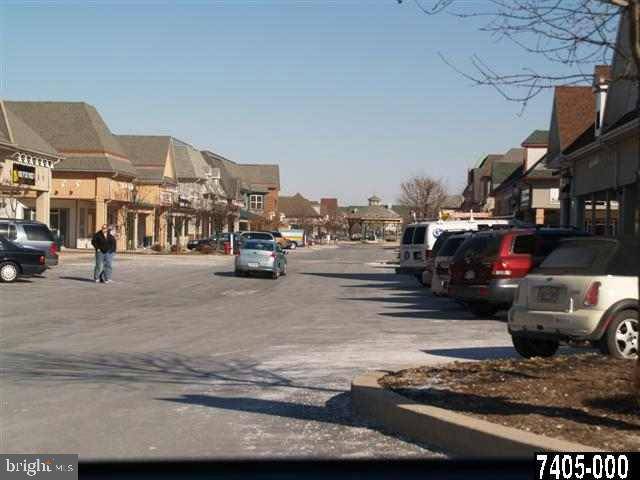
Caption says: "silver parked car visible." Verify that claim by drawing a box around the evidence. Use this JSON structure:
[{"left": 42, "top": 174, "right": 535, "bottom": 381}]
[
  {"left": 0, "top": 218, "right": 59, "bottom": 266},
  {"left": 234, "top": 239, "right": 287, "bottom": 279},
  {"left": 509, "top": 237, "right": 639, "bottom": 359}
]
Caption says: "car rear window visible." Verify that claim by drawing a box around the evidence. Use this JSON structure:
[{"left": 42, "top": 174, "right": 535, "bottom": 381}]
[
  {"left": 512, "top": 234, "right": 536, "bottom": 254},
  {"left": 243, "top": 241, "right": 274, "bottom": 251},
  {"left": 22, "top": 224, "right": 54, "bottom": 241},
  {"left": 401, "top": 227, "right": 415, "bottom": 245},
  {"left": 243, "top": 233, "right": 272, "bottom": 240},
  {"left": 453, "top": 234, "right": 500, "bottom": 262},
  {"left": 413, "top": 226, "right": 426, "bottom": 245},
  {"left": 536, "top": 240, "right": 614, "bottom": 274},
  {"left": 439, "top": 236, "right": 467, "bottom": 257}
]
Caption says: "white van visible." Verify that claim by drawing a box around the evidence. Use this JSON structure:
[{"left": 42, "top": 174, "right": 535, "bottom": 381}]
[{"left": 396, "top": 219, "right": 513, "bottom": 277}]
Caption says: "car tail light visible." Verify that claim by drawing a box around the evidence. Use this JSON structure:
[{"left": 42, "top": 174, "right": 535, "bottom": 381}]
[
  {"left": 583, "top": 281, "right": 601, "bottom": 307},
  {"left": 49, "top": 243, "right": 58, "bottom": 256},
  {"left": 271, "top": 252, "right": 277, "bottom": 258},
  {"left": 491, "top": 255, "right": 533, "bottom": 279},
  {"left": 425, "top": 249, "right": 432, "bottom": 259},
  {"left": 39, "top": 255, "right": 45, "bottom": 265}
]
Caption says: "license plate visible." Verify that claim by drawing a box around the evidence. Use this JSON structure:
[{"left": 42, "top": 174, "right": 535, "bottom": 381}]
[
  {"left": 537, "top": 286, "right": 560, "bottom": 303},
  {"left": 248, "top": 262, "right": 259, "bottom": 268}
]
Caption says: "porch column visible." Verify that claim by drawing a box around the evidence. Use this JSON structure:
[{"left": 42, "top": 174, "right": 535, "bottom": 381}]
[
  {"left": 133, "top": 212, "right": 139, "bottom": 249},
  {"left": 35, "top": 190, "right": 50, "bottom": 226},
  {"left": 573, "top": 197, "right": 585, "bottom": 230},
  {"left": 96, "top": 199, "right": 107, "bottom": 229}
]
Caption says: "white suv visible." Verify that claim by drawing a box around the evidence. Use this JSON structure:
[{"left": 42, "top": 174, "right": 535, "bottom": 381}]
[{"left": 508, "top": 237, "right": 639, "bottom": 359}]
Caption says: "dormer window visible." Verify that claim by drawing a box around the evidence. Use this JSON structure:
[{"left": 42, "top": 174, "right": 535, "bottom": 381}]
[{"left": 249, "top": 194, "right": 264, "bottom": 211}]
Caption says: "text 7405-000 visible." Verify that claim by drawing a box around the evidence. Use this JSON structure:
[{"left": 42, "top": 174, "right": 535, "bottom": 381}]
[{"left": 536, "top": 453, "right": 632, "bottom": 480}]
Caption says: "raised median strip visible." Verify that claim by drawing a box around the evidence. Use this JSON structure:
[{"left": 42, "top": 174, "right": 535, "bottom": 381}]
[{"left": 351, "top": 370, "right": 599, "bottom": 457}]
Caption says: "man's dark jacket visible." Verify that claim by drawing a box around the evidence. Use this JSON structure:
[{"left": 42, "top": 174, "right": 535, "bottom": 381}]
[{"left": 91, "top": 231, "right": 117, "bottom": 253}]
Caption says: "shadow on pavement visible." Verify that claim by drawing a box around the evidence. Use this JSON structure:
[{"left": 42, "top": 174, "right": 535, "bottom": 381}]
[
  {"left": 59, "top": 276, "right": 96, "bottom": 283},
  {"left": 0, "top": 351, "right": 342, "bottom": 394},
  {"left": 302, "top": 272, "right": 402, "bottom": 283},
  {"left": 214, "top": 271, "right": 237, "bottom": 277},
  {"left": 158, "top": 392, "right": 354, "bottom": 427},
  {"left": 423, "top": 346, "right": 518, "bottom": 360}
]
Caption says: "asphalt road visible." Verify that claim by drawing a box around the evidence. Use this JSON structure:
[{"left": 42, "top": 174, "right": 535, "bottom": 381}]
[{"left": 0, "top": 244, "right": 514, "bottom": 460}]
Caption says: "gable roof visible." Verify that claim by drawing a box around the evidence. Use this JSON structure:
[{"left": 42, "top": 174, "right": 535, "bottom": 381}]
[
  {"left": 0, "top": 101, "right": 61, "bottom": 158},
  {"left": 548, "top": 86, "right": 595, "bottom": 158},
  {"left": 172, "top": 138, "right": 210, "bottom": 181},
  {"left": 492, "top": 161, "right": 521, "bottom": 186},
  {"left": 117, "top": 135, "right": 174, "bottom": 183},
  {"left": 279, "top": 193, "right": 320, "bottom": 218},
  {"left": 521, "top": 130, "right": 549, "bottom": 147},
  {"left": 201, "top": 150, "right": 243, "bottom": 200},
  {"left": 320, "top": 198, "right": 338, "bottom": 216},
  {"left": 5, "top": 101, "right": 137, "bottom": 177},
  {"left": 603, "top": 12, "right": 638, "bottom": 130},
  {"left": 345, "top": 204, "right": 402, "bottom": 221},
  {"left": 200, "top": 150, "right": 279, "bottom": 192}
]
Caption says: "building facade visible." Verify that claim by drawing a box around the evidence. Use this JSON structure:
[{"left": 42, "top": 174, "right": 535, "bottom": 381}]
[{"left": 0, "top": 101, "right": 62, "bottom": 225}]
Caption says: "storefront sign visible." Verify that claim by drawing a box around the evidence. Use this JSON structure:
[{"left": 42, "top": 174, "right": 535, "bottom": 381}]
[
  {"left": 549, "top": 188, "right": 560, "bottom": 204},
  {"left": 12, "top": 163, "right": 36, "bottom": 186}
]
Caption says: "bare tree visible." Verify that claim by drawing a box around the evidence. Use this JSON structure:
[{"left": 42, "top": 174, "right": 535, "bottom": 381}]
[
  {"left": 397, "top": 175, "right": 448, "bottom": 221},
  {"left": 398, "top": 0, "right": 640, "bottom": 108}
]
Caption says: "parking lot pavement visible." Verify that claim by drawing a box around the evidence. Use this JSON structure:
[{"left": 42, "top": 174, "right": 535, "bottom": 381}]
[{"left": 0, "top": 244, "right": 513, "bottom": 459}]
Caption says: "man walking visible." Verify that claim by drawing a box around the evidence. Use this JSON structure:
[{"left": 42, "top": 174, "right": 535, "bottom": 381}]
[{"left": 91, "top": 224, "right": 117, "bottom": 283}]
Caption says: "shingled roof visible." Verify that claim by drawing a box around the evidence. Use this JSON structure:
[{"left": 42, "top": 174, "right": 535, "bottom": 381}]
[
  {"left": 320, "top": 198, "right": 338, "bottom": 217},
  {"left": 549, "top": 86, "right": 595, "bottom": 156},
  {"left": 117, "top": 135, "right": 174, "bottom": 184},
  {"left": 521, "top": 130, "right": 549, "bottom": 147},
  {"left": 172, "top": 138, "right": 211, "bottom": 181},
  {"left": 0, "top": 101, "right": 61, "bottom": 159},
  {"left": 201, "top": 150, "right": 280, "bottom": 193},
  {"left": 279, "top": 193, "right": 320, "bottom": 218},
  {"left": 5, "top": 101, "right": 137, "bottom": 177},
  {"left": 345, "top": 205, "right": 402, "bottom": 221}
]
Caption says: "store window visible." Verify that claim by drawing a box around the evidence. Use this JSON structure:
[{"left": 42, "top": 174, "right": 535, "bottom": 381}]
[{"left": 249, "top": 194, "right": 264, "bottom": 211}]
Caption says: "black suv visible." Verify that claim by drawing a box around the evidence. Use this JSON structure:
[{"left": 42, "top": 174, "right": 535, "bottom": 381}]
[{"left": 448, "top": 228, "right": 589, "bottom": 317}]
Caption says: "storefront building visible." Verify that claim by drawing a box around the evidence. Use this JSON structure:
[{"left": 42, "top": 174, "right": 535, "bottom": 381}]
[
  {"left": 0, "top": 101, "right": 62, "bottom": 224},
  {"left": 550, "top": 19, "right": 638, "bottom": 238},
  {"left": 6, "top": 101, "right": 138, "bottom": 250}
]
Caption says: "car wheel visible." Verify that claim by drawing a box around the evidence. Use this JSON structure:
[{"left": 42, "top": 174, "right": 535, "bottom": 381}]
[
  {"left": 468, "top": 302, "right": 499, "bottom": 318},
  {"left": 512, "top": 336, "right": 559, "bottom": 358},
  {"left": 289, "top": 242, "right": 297, "bottom": 250},
  {"left": 604, "top": 310, "right": 638, "bottom": 359},
  {"left": 0, "top": 262, "right": 19, "bottom": 283}
]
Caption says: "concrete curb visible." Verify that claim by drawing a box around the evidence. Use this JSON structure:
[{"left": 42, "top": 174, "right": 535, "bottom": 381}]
[{"left": 351, "top": 370, "right": 600, "bottom": 457}]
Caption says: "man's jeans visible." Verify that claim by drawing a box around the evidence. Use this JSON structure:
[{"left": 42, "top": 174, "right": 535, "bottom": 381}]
[{"left": 94, "top": 251, "right": 114, "bottom": 281}]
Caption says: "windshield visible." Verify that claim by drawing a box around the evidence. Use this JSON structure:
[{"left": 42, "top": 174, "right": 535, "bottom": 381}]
[
  {"left": 242, "top": 241, "right": 275, "bottom": 251},
  {"left": 2, "top": 0, "right": 638, "bottom": 467}
]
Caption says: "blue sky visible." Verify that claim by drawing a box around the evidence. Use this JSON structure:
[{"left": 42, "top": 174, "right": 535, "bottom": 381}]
[{"left": 1, "top": 0, "right": 568, "bottom": 204}]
